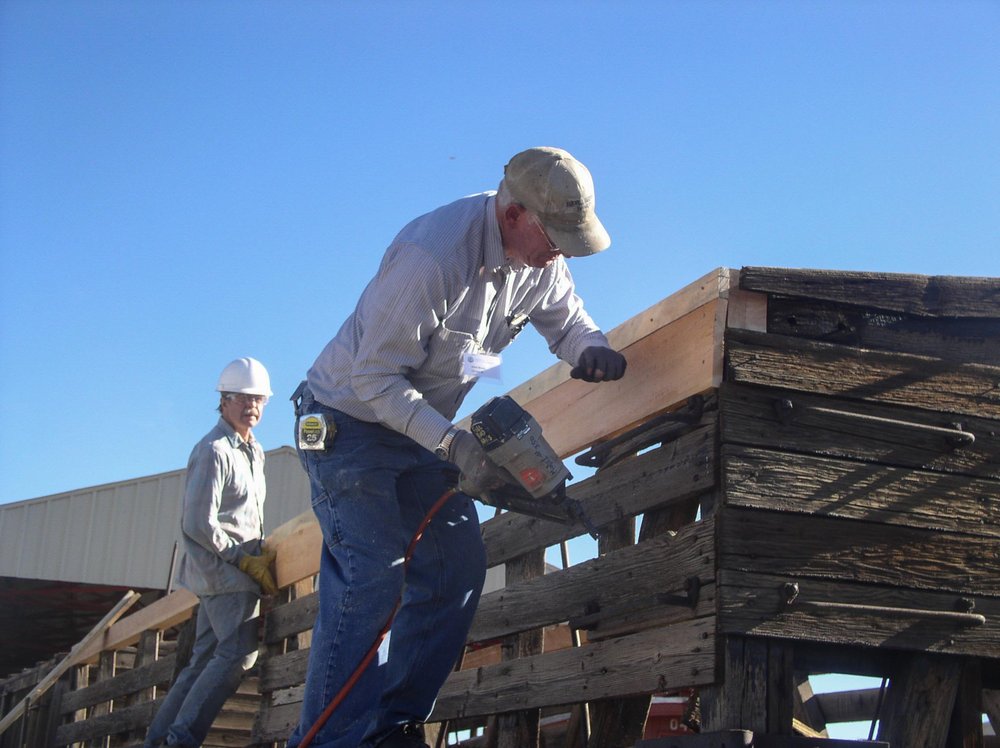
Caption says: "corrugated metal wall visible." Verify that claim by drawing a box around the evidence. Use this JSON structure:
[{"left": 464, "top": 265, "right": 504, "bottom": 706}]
[{"left": 0, "top": 446, "right": 311, "bottom": 590}]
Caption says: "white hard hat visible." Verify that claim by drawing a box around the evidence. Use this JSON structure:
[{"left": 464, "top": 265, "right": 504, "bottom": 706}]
[{"left": 216, "top": 357, "right": 273, "bottom": 397}]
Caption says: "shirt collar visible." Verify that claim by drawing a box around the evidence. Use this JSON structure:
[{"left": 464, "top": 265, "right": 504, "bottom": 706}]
[
  {"left": 217, "top": 416, "right": 254, "bottom": 449},
  {"left": 484, "top": 195, "right": 509, "bottom": 273}
]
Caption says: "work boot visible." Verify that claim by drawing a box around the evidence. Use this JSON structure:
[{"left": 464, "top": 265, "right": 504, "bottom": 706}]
[{"left": 374, "top": 722, "right": 430, "bottom": 748}]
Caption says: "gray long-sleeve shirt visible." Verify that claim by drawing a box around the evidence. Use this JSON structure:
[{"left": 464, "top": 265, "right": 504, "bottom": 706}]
[
  {"left": 176, "top": 417, "right": 266, "bottom": 596},
  {"left": 306, "top": 192, "right": 609, "bottom": 452}
]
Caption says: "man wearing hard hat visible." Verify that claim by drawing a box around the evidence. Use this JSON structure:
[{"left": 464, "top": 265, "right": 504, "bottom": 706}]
[
  {"left": 289, "top": 148, "right": 626, "bottom": 748},
  {"left": 144, "top": 357, "right": 278, "bottom": 748}
]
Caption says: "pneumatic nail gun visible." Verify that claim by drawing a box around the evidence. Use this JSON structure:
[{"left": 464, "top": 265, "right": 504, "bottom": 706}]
[{"left": 457, "top": 396, "right": 599, "bottom": 539}]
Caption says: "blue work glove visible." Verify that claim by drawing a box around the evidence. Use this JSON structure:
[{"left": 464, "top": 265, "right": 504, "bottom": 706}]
[{"left": 571, "top": 346, "right": 627, "bottom": 382}]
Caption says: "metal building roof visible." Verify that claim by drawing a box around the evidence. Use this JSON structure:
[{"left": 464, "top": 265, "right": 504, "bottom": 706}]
[
  {"left": 0, "top": 446, "right": 312, "bottom": 676},
  {"left": 0, "top": 446, "right": 311, "bottom": 590}
]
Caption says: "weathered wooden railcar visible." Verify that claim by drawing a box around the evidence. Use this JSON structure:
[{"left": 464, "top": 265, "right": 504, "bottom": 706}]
[{"left": 3, "top": 267, "right": 998, "bottom": 748}]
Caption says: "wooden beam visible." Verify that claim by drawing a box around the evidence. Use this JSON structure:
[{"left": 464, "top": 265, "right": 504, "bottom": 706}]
[
  {"left": 764, "top": 296, "right": 1000, "bottom": 365},
  {"left": 506, "top": 298, "right": 723, "bottom": 459},
  {"left": 739, "top": 266, "right": 1000, "bottom": 318},
  {"left": 877, "top": 652, "right": 962, "bottom": 748},
  {"left": 719, "top": 507, "right": 1000, "bottom": 599},
  {"left": 725, "top": 328, "right": 1000, "bottom": 420},
  {"left": 721, "top": 445, "right": 1000, "bottom": 538},
  {"left": 719, "top": 382, "right": 1000, "bottom": 480},
  {"left": 430, "top": 617, "right": 716, "bottom": 722},
  {"left": 719, "top": 570, "right": 1000, "bottom": 657},
  {"left": 76, "top": 588, "right": 196, "bottom": 665}
]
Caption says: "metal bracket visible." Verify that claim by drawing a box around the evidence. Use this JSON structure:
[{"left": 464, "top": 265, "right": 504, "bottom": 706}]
[
  {"left": 773, "top": 398, "right": 975, "bottom": 448},
  {"left": 576, "top": 394, "right": 710, "bottom": 470},
  {"left": 658, "top": 576, "right": 702, "bottom": 609},
  {"left": 781, "top": 582, "right": 986, "bottom": 626}
]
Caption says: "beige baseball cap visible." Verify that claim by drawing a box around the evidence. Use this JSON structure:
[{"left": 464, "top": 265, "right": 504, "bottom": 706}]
[{"left": 503, "top": 147, "right": 611, "bottom": 257}]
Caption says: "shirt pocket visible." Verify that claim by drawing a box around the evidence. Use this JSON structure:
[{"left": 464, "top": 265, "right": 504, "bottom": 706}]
[{"left": 422, "top": 325, "right": 481, "bottom": 383}]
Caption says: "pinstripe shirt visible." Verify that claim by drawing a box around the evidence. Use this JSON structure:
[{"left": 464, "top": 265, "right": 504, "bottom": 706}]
[{"left": 307, "top": 192, "right": 609, "bottom": 453}]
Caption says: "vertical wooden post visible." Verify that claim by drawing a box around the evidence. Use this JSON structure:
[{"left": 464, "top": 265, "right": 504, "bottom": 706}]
[
  {"left": 486, "top": 549, "right": 545, "bottom": 748},
  {"left": 126, "top": 630, "right": 160, "bottom": 744},
  {"left": 877, "top": 652, "right": 962, "bottom": 748},
  {"left": 946, "top": 658, "right": 983, "bottom": 748},
  {"left": 586, "top": 516, "right": 650, "bottom": 748},
  {"left": 700, "top": 635, "right": 768, "bottom": 732},
  {"left": 84, "top": 650, "right": 115, "bottom": 748}
]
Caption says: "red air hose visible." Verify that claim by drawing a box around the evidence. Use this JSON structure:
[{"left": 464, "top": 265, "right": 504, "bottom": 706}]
[{"left": 298, "top": 488, "right": 459, "bottom": 748}]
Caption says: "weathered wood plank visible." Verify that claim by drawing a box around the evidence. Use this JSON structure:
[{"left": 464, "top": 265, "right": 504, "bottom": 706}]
[
  {"left": 54, "top": 697, "right": 161, "bottom": 745},
  {"left": 264, "top": 591, "right": 318, "bottom": 645},
  {"left": 720, "top": 383, "right": 1000, "bottom": 480},
  {"left": 58, "top": 655, "right": 174, "bottom": 714},
  {"left": 725, "top": 328, "right": 1000, "bottom": 420},
  {"left": 876, "top": 652, "right": 962, "bottom": 748},
  {"left": 719, "top": 507, "right": 1000, "bottom": 596},
  {"left": 584, "top": 489, "right": 644, "bottom": 748},
  {"left": 699, "top": 636, "right": 769, "bottom": 732},
  {"left": 765, "top": 297, "right": 1000, "bottom": 365},
  {"left": 812, "top": 687, "right": 881, "bottom": 725},
  {"left": 719, "top": 570, "right": 1000, "bottom": 657},
  {"left": 483, "top": 424, "right": 716, "bottom": 566},
  {"left": 430, "top": 617, "right": 716, "bottom": 722},
  {"left": 721, "top": 445, "right": 1000, "bottom": 537},
  {"left": 739, "top": 267, "right": 1000, "bottom": 318},
  {"left": 947, "top": 658, "right": 983, "bottom": 748},
  {"left": 490, "top": 550, "right": 546, "bottom": 748},
  {"left": 472, "top": 518, "right": 714, "bottom": 643}
]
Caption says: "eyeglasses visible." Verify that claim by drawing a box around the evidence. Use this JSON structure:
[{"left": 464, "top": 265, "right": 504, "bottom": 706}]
[
  {"left": 223, "top": 393, "right": 269, "bottom": 405},
  {"left": 527, "top": 213, "right": 559, "bottom": 252}
]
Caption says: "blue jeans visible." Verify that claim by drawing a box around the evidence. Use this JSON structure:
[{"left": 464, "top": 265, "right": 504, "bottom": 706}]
[
  {"left": 144, "top": 591, "right": 259, "bottom": 747},
  {"left": 287, "top": 406, "right": 486, "bottom": 748}
]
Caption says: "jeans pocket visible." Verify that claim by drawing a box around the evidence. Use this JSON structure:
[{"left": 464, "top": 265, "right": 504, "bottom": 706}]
[{"left": 310, "top": 489, "right": 343, "bottom": 549}]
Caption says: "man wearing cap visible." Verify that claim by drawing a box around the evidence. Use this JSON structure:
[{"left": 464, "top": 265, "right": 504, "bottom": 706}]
[
  {"left": 288, "top": 148, "right": 626, "bottom": 748},
  {"left": 145, "top": 358, "right": 278, "bottom": 748}
]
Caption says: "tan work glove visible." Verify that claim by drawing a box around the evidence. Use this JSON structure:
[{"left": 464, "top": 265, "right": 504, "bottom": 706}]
[
  {"left": 239, "top": 546, "right": 278, "bottom": 596},
  {"left": 449, "top": 429, "right": 510, "bottom": 498}
]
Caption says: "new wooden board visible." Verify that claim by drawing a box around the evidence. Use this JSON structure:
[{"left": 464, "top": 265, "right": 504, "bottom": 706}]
[
  {"left": 494, "top": 299, "right": 724, "bottom": 458},
  {"left": 76, "top": 589, "right": 196, "bottom": 665}
]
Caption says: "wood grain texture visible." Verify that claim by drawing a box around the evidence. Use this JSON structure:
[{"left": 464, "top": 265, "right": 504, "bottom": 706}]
[
  {"left": 718, "top": 507, "right": 1000, "bottom": 596},
  {"left": 718, "top": 570, "right": 1000, "bottom": 657},
  {"left": 739, "top": 266, "right": 1000, "bottom": 318},
  {"left": 721, "top": 445, "right": 1000, "bottom": 537},
  {"left": 720, "top": 383, "right": 1000, "bottom": 480},
  {"left": 430, "top": 617, "right": 716, "bottom": 722},
  {"left": 725, "top": 328, "right": 1000, "bottom": 420}
]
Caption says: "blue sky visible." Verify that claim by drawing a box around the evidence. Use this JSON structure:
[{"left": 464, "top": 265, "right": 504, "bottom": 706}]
[{"left": 0, "top": 1, "right": 997, "bottom": 735}]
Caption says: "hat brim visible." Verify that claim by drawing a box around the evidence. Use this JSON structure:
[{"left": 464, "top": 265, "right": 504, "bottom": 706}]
[{"left": 545, "top": 216, "right": 611, "bottom": 257}]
